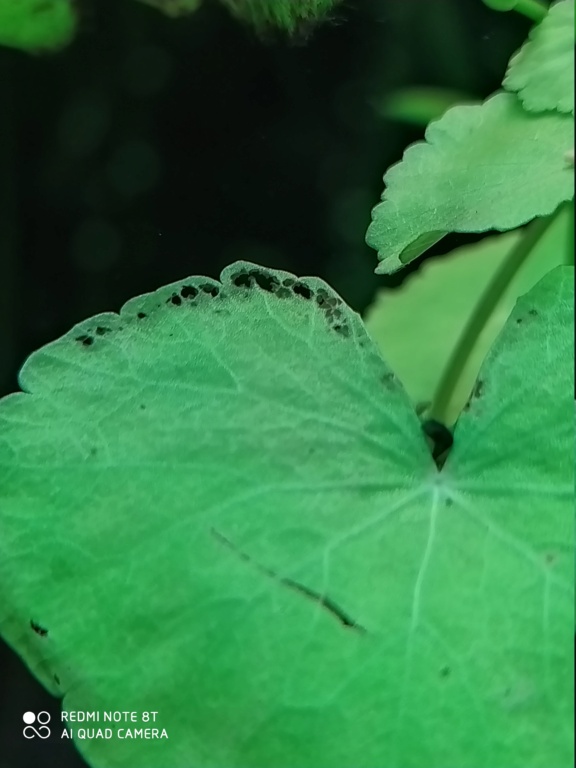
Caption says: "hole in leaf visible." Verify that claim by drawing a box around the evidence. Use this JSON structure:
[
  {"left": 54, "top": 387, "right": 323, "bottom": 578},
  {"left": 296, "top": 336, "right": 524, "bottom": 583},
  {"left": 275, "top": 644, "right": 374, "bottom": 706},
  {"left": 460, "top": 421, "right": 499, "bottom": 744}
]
[
  {"left": 292, "top": 282, "right": 313, "bottom": 300},
  {"left": 200, "top": 284, "right": 220, "bottom": 297},
  {"left": 180, "top": 285, "right": 199, "bottom": 300},
  {"left": 75, "top": 334, "right": 94, "bottom": 347}
]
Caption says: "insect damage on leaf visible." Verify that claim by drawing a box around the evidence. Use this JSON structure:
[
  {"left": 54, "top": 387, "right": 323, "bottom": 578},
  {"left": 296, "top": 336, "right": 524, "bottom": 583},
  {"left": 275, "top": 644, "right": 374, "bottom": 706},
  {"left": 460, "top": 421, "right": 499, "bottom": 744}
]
[
  {"left": 30, "top": 619, "right": 48, "bottom": 637},
  {"left": 211, "top": 528, "right": 366, "bottom": 634},
  {"left": 224, "top": 266, "right": 352, "bottom": 338}
]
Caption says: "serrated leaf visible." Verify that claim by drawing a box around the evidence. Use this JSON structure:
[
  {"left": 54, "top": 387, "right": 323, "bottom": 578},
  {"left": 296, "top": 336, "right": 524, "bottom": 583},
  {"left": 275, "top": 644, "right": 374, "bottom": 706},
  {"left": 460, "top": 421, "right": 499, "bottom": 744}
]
[
  {"left": 504, "top": 0, "right": 575, "bottom": 115},
  {"left": 366, "top": 92, "right": 574, "bottom": 274},
  {"left": 364, "top": 205, "right": 571, "bottom": 425},
  {"left": 0, "top": 0, "right": 77, "bottom": 53},
  {"left": 0, "top": 263, "right": 572, "bottom": 768}
]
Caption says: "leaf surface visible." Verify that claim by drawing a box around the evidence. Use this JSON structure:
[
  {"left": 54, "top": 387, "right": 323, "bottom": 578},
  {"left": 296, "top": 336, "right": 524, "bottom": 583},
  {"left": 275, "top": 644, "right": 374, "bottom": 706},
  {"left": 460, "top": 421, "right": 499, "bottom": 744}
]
[{"left": 0, "top": 263, "right": 572, "bottom": 768}]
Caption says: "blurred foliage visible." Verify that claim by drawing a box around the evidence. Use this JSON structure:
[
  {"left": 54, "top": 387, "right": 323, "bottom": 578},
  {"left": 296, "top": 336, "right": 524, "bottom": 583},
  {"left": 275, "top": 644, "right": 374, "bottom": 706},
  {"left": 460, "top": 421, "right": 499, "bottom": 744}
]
[
  {"left": 217, "top": 0, "right": 343, "bottom": 35},
  {"left": 136, "top": 0, "right": 203, "bottom": 17},
  {"left": 483, "top": 0, "right": 548, "bottom": 22},
  {"left": 0, "top": 0, "right": 77, "bottom": 52},
  {"left": 0, "top": 0, "right": 343, "bottom": 52},
  {"left": 373, "top": 86, "right": 475, "bottom": 126}
]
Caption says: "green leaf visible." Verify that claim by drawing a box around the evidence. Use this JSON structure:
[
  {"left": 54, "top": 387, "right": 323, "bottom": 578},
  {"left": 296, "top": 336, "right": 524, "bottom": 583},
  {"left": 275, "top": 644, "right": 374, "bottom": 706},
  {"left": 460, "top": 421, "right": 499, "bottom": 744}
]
[
  {"left": 504, "top": 0, "right": 575, "bottom": 115},
  {"left": 373, "top": 87, "right": 475, "bottom": 127},
  {"left": 483, "top": 0, "right": 549, "bottom": 23},
  {"left": 366, "top": 92, "right": 574, "bottom": 274},
  {"left": 363, "top": 204, "right": 571, "bottom": 425},
  {"left": 0, "top": 0, "right": 77, "bottom": 53},
  {"left": 0, "top": 263, "right": 572, "bottom": 768}
]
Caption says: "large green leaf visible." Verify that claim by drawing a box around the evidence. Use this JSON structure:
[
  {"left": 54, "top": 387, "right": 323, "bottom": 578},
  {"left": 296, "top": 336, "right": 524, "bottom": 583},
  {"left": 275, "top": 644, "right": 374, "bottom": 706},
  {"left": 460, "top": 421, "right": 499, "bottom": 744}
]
[
  {"left": 366, "top": 92, "right": 574, "bottom": 274},
  {"left": 0, "top": 263, "right": 572, "bottom": 768},
  {"left": 504, "top": 0, "right": 575, "bottom": 115}
]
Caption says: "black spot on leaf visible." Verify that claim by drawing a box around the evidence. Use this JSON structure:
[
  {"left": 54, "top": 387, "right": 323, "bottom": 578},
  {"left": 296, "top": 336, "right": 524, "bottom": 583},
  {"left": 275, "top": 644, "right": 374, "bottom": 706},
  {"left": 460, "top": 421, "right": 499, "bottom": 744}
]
[
  {"left": 76, "top": 334, "right": 94, "bottom": 347},
  {"left": 30, "top": 620, "right": 48, "bottom": 637},
  {"left": 473, "top": 379, "right": 484, "bottom": 399},
  {"left": 167, "top": 293, "right": 182, "bottom": 306},
  {"left": 528, "top": 308, "right": 538, "bottom": 316},
  {"left": 95, "top": 326, "right": 111, "bottom": 336},
  {"left": 382, "top": 372, "right": 395, "bottom": 387},
  {"left": 137, "top": 312, "right": 147, "bottom": 319},
  {"left": 439, "top": 665, "right": 451, "bottom": 678}
]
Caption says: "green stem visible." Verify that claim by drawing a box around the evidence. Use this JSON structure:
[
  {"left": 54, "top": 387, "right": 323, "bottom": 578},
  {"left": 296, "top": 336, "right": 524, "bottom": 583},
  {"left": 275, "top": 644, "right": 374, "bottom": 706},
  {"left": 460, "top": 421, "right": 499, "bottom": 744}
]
[
  {"left": 428, "top": 211, "right": 558, "bottom": 426},
  {"left": 514, "top": 0, "right": 548, "bottom": 23}
]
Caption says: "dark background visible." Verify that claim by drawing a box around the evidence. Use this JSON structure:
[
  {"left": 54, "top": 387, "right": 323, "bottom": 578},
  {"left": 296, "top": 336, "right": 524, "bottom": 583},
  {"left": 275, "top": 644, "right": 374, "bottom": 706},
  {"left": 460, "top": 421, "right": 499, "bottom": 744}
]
[{"left": 0, "top": 0, "right": 528, "bottom": 765}]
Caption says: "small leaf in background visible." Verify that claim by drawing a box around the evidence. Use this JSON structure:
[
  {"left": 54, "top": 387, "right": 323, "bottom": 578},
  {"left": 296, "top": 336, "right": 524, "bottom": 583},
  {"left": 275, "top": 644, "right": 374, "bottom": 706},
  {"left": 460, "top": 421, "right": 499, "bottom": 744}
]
[
  {"left": 0, "top": 0, "right": 77, "bottom": 53},
  {"left": 135, "top": 0, "right": 203, "bottom": 17},
  {"left": 504, "top": 0, "right": 575, "bottom": 115},
  {"left": 217, "top": 0, "right": 342, "bottom": 36},
  {"left": 363, "top": 204, "right": 571, "bottom": 425},
  {"left": 0, "top": 263, "right": 572, "bottom": 768},
  {"left": 373, "top": 87, "right": 475, "bottom": 127},
  {"left": 365, "top": 92, "right": 574, "bottom": 274}
]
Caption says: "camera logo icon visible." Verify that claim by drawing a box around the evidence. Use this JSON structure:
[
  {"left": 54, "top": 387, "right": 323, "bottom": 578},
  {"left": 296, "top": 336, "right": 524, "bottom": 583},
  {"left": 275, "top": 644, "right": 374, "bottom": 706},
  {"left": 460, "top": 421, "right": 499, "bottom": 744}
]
[{"left": 23, "top": 711, "right": 51, "bottom": 739}]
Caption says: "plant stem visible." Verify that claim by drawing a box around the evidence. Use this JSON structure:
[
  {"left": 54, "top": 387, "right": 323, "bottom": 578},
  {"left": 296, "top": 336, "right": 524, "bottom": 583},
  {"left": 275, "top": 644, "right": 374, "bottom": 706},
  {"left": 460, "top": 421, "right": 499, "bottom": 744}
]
[
  {"left": 514, "top": 0, "right": 548, "bottom": 23},
  {"left": 428, "top": 211, "right": 557, "bottom": 426}
]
